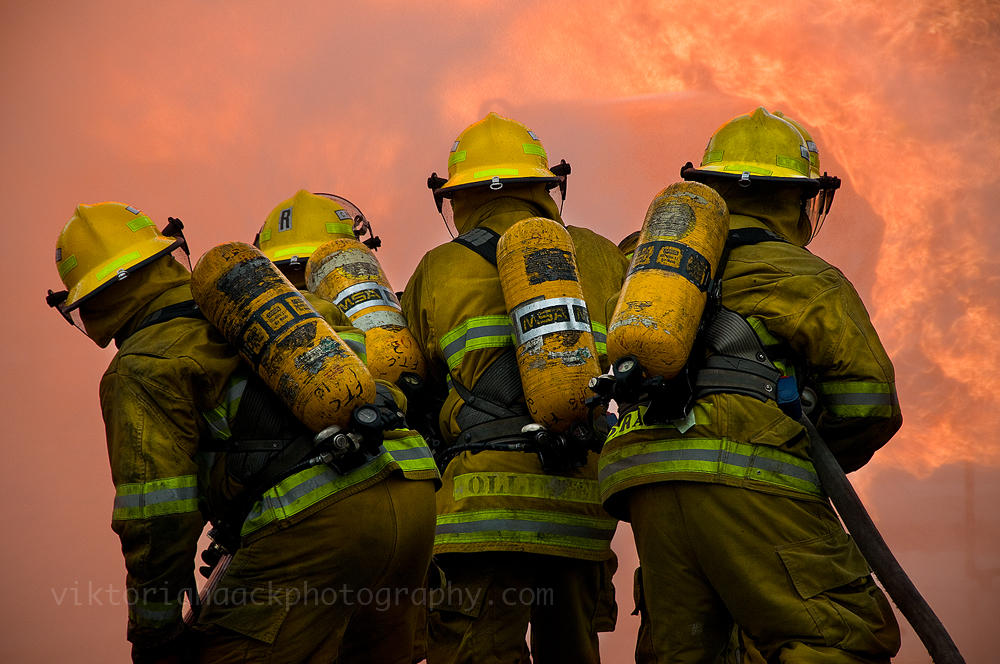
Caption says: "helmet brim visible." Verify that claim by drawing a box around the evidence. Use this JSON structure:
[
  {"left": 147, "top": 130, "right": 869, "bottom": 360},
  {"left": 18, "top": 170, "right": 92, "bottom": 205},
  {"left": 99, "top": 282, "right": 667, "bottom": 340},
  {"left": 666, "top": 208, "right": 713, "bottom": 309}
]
[
  {"left": 680, "top": 164, "right": 821, "bottom": 198},
  {"left": 62, "top": 237, "right": 183, "bottom": 312}
]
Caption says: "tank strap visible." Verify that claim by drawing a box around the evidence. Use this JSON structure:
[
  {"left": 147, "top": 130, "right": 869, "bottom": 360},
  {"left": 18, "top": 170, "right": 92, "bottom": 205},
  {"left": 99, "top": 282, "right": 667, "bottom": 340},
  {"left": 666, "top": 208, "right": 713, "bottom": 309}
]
[
  {"left": 131, "top": 300, "right": 204, "bottom": 336},
  {"left": 453, "top": 348, "right": 527, "bottom": 428},
  {"left": 452, "top": 227, "right": 500, "bottom": 267},
  {"left": 202, "top": 374, "right": 319, "bottom": 548},
  {"left": 726, "top": 227, "right": 788, "bottom": 249},
  {"left": 692, "top": 226, "right": 792, "bottom": 405}
]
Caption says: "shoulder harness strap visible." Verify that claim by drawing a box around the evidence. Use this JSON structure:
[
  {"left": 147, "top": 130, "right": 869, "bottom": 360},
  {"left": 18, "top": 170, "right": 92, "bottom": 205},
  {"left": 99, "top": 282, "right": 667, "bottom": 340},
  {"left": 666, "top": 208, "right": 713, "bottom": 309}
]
[
  {"left": 452, "top": 227, "right": 500, "bottom": 267},
  {"left": 692, "top": 228, "right": 791, "bottom": 403},
  {"left": 131, "top": 300, "right": 204, "bottom": 336}
]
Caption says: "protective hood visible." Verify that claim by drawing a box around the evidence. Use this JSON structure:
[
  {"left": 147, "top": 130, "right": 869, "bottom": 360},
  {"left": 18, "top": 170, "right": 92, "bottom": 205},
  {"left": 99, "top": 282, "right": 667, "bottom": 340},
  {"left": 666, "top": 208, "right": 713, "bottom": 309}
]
[
  {"left": 80, "top": 255, "right": 191, "bottom": 348},
  {"left": 451, "top": 183, "right": 563, "bottom": 236},
  {"left": 708, "top": 181, "right": 812, "bottom": 246}
]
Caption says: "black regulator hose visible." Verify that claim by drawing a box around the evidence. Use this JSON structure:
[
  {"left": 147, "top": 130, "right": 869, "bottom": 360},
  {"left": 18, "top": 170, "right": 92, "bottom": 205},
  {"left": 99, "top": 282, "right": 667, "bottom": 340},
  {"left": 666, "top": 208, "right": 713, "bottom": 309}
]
[{"left": 800, "top": 414, "right": 965, "bottom": 664}]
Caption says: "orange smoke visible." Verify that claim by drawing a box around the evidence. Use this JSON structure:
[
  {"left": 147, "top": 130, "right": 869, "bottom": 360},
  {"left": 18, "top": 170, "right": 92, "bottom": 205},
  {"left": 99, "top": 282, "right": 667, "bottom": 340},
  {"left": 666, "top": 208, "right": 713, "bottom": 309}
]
[{"left": 435, "top": 0, "right": 1000, "bottom": 474}]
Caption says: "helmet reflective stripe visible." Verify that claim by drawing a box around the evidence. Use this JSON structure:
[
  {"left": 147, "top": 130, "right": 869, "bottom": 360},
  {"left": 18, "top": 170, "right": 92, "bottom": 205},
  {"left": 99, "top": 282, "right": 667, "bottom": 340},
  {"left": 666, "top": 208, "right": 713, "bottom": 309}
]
[
  {"left": 598, "top": 435, "right": 824, "bottom": 498},
  {"left": 112, "top": 475, "right": 199, "bottom": 520}
]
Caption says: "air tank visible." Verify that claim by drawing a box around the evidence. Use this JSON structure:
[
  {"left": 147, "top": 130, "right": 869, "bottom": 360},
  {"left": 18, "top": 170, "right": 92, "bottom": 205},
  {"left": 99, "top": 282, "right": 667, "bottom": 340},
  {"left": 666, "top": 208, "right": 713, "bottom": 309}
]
[
  {"left": 496, "top": 217, "right": 601, "bottom": 432},
  {"left": 191, "top": 242, "right": 375, "bottom": 431},
  {"left": 305, "top": 238, "right": 426, "bottom": 383},
  {"left": 607, "top": 181, "right": 728, "bottom": 378}
]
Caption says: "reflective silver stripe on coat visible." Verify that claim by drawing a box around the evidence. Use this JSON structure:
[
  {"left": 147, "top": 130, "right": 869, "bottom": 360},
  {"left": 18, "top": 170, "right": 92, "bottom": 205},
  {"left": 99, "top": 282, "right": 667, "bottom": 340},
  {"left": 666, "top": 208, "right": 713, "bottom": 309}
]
[{"left": 435, "top": 518, "right": 613, "bottom": 542}]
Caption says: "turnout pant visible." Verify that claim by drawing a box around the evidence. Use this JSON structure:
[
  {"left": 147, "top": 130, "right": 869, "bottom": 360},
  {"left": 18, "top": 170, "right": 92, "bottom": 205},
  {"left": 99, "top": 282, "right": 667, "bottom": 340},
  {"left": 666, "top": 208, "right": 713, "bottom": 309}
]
[
  {"left": 194, "top": 476, "right": 436, "bottom": 663},
  {"left": 628, "top": 481, "right": 900, "bottom": 664},
  {"left": 427, "top": 551, "right": 617, "bottom": 664}
]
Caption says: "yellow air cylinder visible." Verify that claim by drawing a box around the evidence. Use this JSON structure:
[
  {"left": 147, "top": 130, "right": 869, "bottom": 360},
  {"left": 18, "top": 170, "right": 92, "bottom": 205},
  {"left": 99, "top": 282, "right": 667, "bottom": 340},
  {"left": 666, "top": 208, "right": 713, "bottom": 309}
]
[
  {"left": 496, "top": 217, "right": 602, "bottom": 433},
  {"left": 305, "top": 238, "right": 426, "bottom": 384},
  {"left": 191, "top": 242, "right": 375, "bottom": 432},
  {"left": 607, "top": 181, "right": 728, "bottom": 378}
]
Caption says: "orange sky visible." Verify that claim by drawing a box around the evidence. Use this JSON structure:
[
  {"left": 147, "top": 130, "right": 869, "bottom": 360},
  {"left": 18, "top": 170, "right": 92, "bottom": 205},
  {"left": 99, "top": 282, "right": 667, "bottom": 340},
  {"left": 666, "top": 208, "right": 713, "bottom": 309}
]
[{"left": 3, "top": 2, "right": 998, "bottom": 661}]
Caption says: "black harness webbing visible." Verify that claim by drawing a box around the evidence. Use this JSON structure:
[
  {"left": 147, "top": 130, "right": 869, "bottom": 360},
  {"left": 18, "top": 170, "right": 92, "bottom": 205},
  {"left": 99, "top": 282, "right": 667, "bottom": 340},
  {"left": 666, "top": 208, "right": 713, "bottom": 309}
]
[
  {"left": 445, "top": 229, "right": 545, "bottom": 461},
  {"left": 132, "top": 300, "right": 204, "bottom": 335},
  {"left": 452, "top": 227, "right": 500, "bottom": 267},
  {"left": 694, "top": 228, "right": 791, "bottom": 403}
]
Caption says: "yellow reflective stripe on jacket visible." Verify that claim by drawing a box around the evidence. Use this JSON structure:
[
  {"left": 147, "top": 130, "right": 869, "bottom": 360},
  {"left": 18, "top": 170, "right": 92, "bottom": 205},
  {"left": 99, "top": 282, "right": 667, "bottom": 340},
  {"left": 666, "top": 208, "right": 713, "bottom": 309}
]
[
  {"left": 591, "top": 321, "right": 607, "bottom": 356},
  {"left": 440, "top": 315, "right": 513, "bottom": 370},
  {"left": 599, "top": 437, "right": 824, "bottom": 498},
  {"left": 819, "top": 381, "right": 899, "bottom": 418},
  {"left": 241, "top": 434, "right": 435, "bottom": 535},
  {"left": 435, "top": 508, "right": 617, "bottom": 553},
  {"left": 452, "top": 472, "right": 600, "bottom": 504},
  {"left": 440, "top": 316, "right": 608, "bottom": 371},
  {"left": 201, "top": 375, "right": 247, "bottom": 440},
  {"left": 338, "top": 329, "right": 367, "bottom": 364},
  {"left": 132, "top": 598, "right": 182, "bottom": 629},
  {"left": 113, "top": 475, "right": 200, "bottom": 520}
]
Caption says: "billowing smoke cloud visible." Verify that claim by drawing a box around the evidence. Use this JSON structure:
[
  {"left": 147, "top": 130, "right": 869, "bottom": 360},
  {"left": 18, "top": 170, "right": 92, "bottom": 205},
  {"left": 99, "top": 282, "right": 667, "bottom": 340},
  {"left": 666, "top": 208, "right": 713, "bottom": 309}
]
[
  {"left": 5, "top": 1, "right": 997, "bottom": 661},
  {"left": 432, "top": 0, "right": 1000, "bottom": 474}
]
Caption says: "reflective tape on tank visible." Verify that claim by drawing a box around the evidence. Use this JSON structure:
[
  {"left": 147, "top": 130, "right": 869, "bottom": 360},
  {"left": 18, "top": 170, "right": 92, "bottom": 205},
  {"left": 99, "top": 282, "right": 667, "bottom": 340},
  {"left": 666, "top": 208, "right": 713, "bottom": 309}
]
[
  {"left": 434, "top": 508, "right": 617, "bottom": 552},
  {"left": 241, "top": 434, "right": 436, "bottom": 535},
  {"left": 113, "top": 475, "right": 200, "bottom": 520},
  {"left": 628, "top": 240, "right": 713, "bottom": 291},
  {"left": 333, "top": 281, "right": 402, "bottom": 318},
  {"left": 819, "top": 381, "right": 899, "bottom": 418},
  {"left": 452, "top": 472, "right": 601, "bottom": 504},
  {"left": 599, "top": 438, "right": 824, "bottom": 497},
  {"left": 509, "top": 296, "right": 592, "bottom": 345}
]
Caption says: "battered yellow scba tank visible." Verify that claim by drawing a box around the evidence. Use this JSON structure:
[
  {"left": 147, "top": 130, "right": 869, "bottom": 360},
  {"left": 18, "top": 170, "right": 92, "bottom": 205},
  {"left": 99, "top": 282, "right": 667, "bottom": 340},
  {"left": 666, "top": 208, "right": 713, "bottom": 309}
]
[
  {"left": 191, "top": 242, "right": 376, "bottom": 431},
  {"left": 607, "top": 181, "right": 728, "bottom": 378},
  {"left": 305, "top": 238, "right": 426, "bottom": 383},
  {"left": 496, "top": 217, "right": 602, "bottom": 432}
]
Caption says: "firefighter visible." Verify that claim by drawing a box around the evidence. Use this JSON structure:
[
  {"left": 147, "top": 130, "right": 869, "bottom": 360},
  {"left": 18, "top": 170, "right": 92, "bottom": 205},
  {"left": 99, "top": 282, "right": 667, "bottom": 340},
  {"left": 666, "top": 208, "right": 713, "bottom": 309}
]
[
  {"left": 402, "top": 112, "right": 627, "bottom": 662},
  {"left": 254, "top": 189, "right": 369, "bottom": 360},
  {"left": 47, "top": 202, "right": 439, "bottom": 663},
  {"left": 598, "top": 108, "right": 902, "bottom": 662}
]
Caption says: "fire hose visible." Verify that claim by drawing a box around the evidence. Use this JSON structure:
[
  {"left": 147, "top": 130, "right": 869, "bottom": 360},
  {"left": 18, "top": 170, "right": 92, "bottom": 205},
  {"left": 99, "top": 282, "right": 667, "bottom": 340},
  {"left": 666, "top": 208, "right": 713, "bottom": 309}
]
[{"left": 799, "top": 412, "right": 965, "bottom": 664}]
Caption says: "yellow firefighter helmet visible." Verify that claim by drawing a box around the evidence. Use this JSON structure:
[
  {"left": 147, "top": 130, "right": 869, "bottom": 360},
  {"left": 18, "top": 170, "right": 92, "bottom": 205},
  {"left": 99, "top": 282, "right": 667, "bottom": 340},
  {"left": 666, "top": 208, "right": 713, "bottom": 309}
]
[
  {"left": 255, "top": 190, "right": 369, "bottom": 269},
  {"left": 773, "top": 110, "right": 820, "bottom": 178},
  {"left": 48, "top": 202, "right": 187, "bottom": 319},
  {"left": 428, "top": 112, "right": 570, "bottom": 214},
  {"left": 680, "top": 107, "right": 841, "bottom": 242}
]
